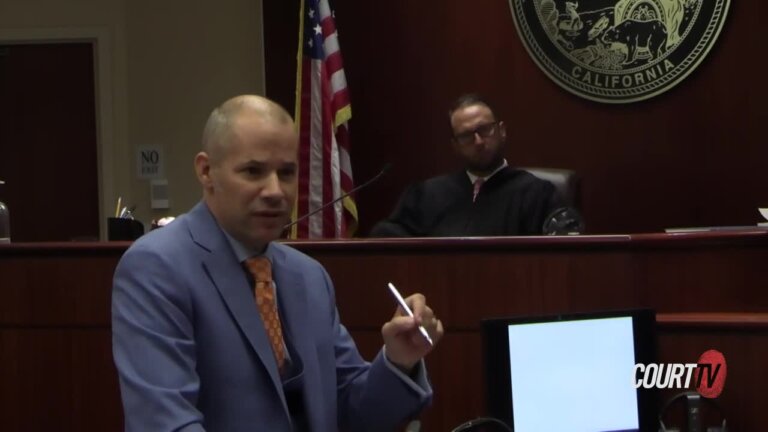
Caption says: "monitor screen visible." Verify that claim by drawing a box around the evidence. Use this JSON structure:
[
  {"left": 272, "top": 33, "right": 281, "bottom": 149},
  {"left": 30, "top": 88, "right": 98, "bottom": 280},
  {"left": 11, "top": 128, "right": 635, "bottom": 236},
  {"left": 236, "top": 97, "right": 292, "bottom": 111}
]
[{"left": 482, "top": 309, "right": 657, "bottom": 432}]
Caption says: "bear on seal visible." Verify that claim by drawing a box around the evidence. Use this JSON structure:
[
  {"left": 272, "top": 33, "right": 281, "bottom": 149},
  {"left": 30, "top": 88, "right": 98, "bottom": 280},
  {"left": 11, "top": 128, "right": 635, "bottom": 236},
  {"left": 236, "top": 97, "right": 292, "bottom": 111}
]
[{"left": 602, "top": 19, "right": 668, "bottom": 64}]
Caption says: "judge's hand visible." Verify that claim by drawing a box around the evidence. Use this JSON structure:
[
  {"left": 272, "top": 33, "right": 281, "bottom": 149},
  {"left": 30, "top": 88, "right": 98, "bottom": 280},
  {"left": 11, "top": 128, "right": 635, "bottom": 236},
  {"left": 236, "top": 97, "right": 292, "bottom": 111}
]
[{"left": 381, "top": 293, "right": 443, "bottom": 373}]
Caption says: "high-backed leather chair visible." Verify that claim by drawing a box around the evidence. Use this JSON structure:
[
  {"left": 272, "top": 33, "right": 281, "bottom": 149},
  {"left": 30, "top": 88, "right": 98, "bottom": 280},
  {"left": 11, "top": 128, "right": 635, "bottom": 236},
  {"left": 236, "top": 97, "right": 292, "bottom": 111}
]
[{"left": 522, "top": 166, "right": 581, "bottom": 210}]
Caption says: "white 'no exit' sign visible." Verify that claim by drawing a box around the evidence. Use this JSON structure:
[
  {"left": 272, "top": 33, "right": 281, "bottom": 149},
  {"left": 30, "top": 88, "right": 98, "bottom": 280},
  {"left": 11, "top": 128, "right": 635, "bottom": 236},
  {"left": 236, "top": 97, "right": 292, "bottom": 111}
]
[{"left": 137, "top": 146, "right": 164, "bottom": 179}]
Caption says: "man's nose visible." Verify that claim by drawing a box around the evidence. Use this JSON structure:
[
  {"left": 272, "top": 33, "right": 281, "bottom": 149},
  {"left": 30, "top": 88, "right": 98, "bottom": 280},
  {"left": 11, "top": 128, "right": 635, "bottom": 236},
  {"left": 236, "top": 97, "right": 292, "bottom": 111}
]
[{"left": 261, "top": 172, "right": 284, "bottom": 199}]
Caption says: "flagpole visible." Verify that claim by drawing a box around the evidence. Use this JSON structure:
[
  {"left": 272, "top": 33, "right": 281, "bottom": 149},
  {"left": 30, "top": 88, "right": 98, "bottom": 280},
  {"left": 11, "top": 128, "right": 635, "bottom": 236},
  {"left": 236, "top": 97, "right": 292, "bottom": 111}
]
[{"left": 290, "top": 0, "right": 306, "bottom": 240}]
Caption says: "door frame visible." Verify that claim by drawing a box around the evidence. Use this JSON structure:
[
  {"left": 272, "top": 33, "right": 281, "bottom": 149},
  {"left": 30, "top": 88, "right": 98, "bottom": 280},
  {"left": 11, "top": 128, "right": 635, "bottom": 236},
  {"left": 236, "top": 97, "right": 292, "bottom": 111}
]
[{"left": 0, "top": 27, "right": 115, "bottom": 239}]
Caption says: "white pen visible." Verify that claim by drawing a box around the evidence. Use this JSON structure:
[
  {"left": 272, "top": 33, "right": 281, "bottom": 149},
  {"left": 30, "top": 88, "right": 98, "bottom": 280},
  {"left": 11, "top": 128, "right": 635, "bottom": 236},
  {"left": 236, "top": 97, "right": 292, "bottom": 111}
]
[{"left": 387, "top": 282, "right": 434, "bottom": 346}]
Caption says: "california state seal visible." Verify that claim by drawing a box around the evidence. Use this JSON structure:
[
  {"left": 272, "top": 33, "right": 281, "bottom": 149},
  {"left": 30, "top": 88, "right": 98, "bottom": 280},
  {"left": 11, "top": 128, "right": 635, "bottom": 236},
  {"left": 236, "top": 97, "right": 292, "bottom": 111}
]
[{"left": 509, "top": 0, "right": 730, "bottom": 103}]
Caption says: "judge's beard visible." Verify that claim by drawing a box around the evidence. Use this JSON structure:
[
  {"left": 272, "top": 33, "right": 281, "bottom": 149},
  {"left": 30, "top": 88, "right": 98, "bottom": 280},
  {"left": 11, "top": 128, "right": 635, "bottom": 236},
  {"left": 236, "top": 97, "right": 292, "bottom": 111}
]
[{"left": 466, "top": 156, "right": 505, "bottom": 176}]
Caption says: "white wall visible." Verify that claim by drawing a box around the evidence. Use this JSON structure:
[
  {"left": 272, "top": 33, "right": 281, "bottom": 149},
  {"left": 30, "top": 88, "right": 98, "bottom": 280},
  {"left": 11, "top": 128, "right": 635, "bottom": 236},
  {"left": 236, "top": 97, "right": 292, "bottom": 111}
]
[{"left": 0, "top": 0, "right": 266, "bottom": 236}]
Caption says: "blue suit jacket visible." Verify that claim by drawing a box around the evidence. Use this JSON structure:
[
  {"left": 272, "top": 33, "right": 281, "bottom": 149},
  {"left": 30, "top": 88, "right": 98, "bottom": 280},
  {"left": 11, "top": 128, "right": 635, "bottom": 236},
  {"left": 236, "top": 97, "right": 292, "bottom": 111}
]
[{"left": 112, "top": 202, "right": 430, "bottom": 431}]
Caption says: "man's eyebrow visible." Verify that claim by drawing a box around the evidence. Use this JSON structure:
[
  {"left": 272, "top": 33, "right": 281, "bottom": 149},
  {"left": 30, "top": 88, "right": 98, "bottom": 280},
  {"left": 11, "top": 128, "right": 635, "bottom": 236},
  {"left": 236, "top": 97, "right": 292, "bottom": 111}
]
[
  {"left": 234, "top": 160, "right": 267, "bottom": 170},
  {"left": 240, "top": 159, "right": 267, "bottom": 165}
]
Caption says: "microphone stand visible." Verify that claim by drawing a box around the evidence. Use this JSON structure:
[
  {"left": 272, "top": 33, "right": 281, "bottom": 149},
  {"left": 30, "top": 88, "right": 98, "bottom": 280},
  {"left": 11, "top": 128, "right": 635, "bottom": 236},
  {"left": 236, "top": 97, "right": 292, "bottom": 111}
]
[{"left": 283, "top": 163, "right": 391, "bottom": 232}]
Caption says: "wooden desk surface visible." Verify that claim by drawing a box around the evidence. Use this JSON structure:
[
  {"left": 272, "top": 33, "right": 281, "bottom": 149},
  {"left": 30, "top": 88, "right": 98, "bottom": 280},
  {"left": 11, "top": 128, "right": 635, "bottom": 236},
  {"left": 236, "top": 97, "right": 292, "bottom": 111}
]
[{"left": 1, "top": 232, "right": 766, "bottom": 431}]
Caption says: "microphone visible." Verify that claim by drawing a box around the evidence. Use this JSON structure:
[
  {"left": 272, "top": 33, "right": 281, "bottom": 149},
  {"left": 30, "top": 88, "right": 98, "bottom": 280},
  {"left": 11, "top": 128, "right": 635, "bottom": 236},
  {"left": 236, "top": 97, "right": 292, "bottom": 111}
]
[
  {"left": 450, "top": 417, "right": 513, "bottom": 432},
  {"left": 283, "top": 163, "right": 391, "bottom": 230}
]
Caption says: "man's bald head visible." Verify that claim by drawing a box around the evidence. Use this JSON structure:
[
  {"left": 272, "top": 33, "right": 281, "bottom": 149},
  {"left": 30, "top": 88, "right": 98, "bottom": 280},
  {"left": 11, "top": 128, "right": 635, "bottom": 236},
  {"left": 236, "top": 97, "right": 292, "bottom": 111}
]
[
  {"left": 202, "top": 95, "right": 293, "bottom": 164},
  {"left": 194, "top": 95, "right": 299, "bottom": 250}
]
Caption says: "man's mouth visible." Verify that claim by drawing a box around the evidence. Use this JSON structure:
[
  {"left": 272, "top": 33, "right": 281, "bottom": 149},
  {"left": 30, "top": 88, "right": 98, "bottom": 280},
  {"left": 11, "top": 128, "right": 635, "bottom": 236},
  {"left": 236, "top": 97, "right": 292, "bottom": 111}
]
[{"left": 252, "top": 210, "right": 285, "bottom": 218}]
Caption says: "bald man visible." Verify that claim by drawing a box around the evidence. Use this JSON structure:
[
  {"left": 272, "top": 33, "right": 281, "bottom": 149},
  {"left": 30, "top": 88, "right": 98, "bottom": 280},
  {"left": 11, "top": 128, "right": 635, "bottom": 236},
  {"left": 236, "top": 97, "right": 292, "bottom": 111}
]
[{"left": 112, "top": 95, "right": 443, "bottom": 431}]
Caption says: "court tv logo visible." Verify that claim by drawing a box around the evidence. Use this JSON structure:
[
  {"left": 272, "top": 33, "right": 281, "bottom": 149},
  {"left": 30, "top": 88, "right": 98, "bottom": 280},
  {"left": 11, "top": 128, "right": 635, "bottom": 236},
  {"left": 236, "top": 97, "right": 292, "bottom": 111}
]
[
  {"left": 508, "top": 0, "right": 731, "bottom": 103},
  {"left": 633, "top": 350, "right": 727, "bottom": 398}
]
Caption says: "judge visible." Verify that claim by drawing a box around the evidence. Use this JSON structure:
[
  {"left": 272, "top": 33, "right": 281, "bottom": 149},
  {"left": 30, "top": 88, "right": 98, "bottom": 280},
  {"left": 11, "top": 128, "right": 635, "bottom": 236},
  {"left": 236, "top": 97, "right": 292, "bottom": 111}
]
[{"left": 371, "top": 94, "right": 564, "bottom": 237}]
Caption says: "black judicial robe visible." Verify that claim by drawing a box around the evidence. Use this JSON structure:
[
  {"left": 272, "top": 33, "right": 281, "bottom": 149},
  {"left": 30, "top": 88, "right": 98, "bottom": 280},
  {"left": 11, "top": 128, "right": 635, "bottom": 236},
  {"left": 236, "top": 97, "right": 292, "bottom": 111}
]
[{"left": 370, "top": 167, "right": 563, "bottom": 237}]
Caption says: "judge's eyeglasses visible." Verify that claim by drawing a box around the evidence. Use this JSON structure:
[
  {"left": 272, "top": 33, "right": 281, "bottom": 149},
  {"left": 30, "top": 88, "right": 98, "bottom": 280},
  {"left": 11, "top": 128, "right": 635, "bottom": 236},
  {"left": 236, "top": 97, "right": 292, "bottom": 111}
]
[{"left": 452, "top": 122, "right": 499, "bottom": 145}]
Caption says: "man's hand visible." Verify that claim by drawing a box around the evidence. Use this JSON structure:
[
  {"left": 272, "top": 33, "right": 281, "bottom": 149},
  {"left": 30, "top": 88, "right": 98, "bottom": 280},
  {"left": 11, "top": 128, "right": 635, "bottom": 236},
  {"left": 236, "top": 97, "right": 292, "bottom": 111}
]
[{"left": 381, "top": 293, "right": 443, "bottom": 373}]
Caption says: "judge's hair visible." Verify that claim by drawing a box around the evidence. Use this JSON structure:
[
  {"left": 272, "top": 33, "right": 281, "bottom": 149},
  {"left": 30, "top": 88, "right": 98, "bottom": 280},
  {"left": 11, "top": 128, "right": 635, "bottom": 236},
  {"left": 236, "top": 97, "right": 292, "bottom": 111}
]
[{"left": 448, "top": 93, "right": 499, "bottom": 122}]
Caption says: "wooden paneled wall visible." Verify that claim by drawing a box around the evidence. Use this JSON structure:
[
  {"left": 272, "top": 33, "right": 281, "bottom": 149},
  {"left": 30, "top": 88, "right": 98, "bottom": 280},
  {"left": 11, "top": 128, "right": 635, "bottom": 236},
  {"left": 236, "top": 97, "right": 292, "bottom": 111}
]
[{"left": 264, "top": 0, "right": 768, "bottom": 235}]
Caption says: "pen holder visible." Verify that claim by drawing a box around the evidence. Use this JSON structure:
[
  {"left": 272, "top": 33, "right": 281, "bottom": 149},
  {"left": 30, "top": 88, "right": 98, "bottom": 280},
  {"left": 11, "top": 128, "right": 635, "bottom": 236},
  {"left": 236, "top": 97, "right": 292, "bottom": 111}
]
[{"left": 108, "top": 217, "right": 145, "bottom": 241}]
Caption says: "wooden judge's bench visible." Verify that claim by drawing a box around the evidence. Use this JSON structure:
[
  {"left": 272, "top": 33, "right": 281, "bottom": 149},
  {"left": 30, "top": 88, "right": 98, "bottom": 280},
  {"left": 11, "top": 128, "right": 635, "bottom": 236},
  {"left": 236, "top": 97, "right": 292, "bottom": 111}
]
[{"left": 1, "top": 231, "right": 766, "bottom": 431}]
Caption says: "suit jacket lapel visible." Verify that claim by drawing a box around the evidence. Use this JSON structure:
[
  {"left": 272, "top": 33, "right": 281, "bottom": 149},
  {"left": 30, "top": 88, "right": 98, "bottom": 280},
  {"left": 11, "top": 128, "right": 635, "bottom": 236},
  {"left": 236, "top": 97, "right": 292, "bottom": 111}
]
[
  {"left": 269, "top": 244, "right": 311, "bottom": 362},
  {"left": 269, "top": 243, "right": 327, "bottom": 429},
  {"left": 185, "top": 202, "right": 287, "bottom": 410}
]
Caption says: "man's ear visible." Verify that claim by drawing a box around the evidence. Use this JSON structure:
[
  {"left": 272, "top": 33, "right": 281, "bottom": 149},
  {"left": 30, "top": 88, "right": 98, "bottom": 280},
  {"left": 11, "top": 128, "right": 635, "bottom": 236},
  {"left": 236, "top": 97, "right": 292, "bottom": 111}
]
[
  {"left": 194, "top": 152, "right": 212, "bottom": 189},
  {"left": 498, "top": 121, "right": 507, "bottom": 140}
]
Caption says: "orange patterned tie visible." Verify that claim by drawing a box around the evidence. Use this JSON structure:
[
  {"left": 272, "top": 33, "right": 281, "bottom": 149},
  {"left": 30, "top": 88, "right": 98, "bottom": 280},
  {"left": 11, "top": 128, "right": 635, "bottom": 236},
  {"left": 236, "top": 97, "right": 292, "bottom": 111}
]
[{"left": 245, "top": 257, "right": 286, "bottom": 371}]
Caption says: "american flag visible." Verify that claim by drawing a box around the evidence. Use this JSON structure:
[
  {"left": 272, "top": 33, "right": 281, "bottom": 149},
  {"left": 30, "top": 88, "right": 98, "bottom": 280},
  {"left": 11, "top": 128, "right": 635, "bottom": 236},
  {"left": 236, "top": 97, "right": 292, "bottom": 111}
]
[{"left": 291, "top": 0, "right": 357, "bottom": 238}]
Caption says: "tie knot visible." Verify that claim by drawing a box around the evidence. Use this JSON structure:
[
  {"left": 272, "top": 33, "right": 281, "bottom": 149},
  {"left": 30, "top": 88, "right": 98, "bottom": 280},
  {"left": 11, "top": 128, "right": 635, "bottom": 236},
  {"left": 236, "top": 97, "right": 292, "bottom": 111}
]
[{"left": 245, "top": 256, "right": 272, "bottom": 282}]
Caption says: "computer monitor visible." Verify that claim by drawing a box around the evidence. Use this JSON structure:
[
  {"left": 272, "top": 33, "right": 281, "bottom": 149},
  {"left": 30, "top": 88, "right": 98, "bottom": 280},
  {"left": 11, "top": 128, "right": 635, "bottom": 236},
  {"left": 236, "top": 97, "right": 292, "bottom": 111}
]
[{"left": 482, "top": 309, "right": 657, "bottom": 432}]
